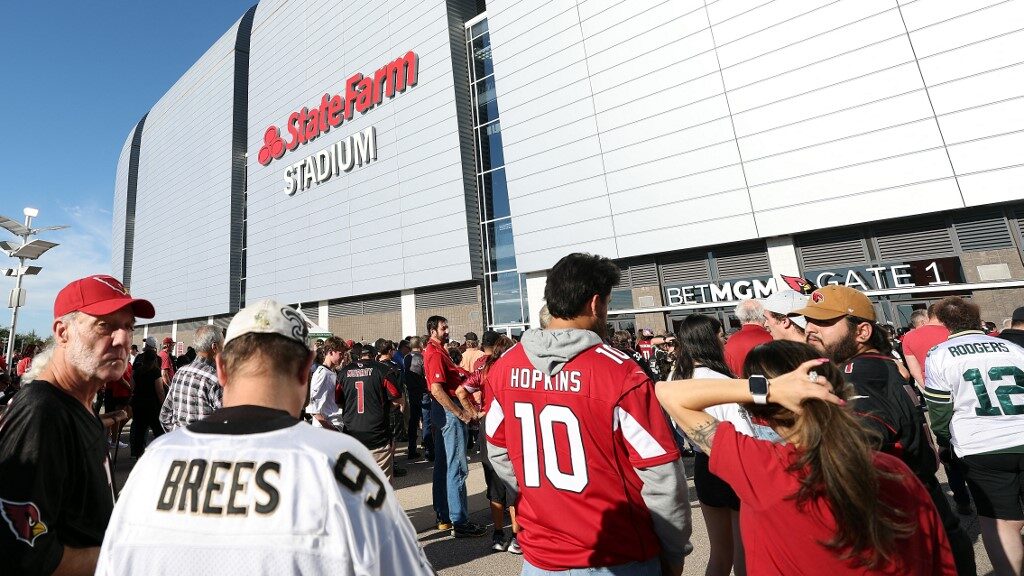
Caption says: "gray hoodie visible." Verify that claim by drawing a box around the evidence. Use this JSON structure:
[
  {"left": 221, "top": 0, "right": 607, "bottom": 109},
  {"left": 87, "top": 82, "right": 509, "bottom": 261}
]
[{"left": 486, "top": 328, "right": 692, "bottom": 568}]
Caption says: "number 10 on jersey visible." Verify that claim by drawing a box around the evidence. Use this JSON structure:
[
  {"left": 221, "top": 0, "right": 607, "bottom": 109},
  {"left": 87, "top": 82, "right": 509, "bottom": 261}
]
[{"left": 513, "top": 403, "right": 589, "bottom": 493}]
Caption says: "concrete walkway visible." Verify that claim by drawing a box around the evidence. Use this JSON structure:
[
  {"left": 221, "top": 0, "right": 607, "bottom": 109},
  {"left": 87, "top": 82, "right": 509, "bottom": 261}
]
[
  {"left": 111, "top": 430, "right": 995, "bottom": 575},
  {"left": 391, "top": 444, "right": 996, "bottom": 576}
]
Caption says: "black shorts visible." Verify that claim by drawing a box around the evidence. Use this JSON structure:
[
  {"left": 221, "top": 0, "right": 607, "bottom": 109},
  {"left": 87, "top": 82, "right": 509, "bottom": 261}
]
[
  {"left": 961, "top": 452, "right": 1024, "bottom": 520},
  {"left": 694, "top": 452, "right": 740, "bottom": 511},
  {"left": 478, "top": 421, "right": 509, "bottom": 505}
]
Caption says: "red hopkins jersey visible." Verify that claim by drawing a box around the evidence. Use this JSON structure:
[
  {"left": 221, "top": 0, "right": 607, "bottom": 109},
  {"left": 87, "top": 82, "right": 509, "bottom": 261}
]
[{"left": 484, "top": 343, "right": 680, "bottom": 570}]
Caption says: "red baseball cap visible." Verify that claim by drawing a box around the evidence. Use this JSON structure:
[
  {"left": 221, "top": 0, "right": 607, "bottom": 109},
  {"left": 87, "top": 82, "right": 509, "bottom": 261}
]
[
  {"left": 53, "top": 275, "right": 155, "bottom": 319},
  {"left": 162, "top": 337, "right": 174, "bottom": 345}
]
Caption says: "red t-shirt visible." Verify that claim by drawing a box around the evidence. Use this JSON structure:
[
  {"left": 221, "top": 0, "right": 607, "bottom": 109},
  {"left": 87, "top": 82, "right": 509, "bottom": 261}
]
[
  {"left": 901, "top": 325, "right": 950, "bottom": 378},
  {"left": 637, "top": 341, "right": 654, "bottom": 361},
  {"left": 110, "top": 364, "right": 133, "bottom": 399},
  {"left": 158, "top": 350, "right": 175, "bottom": 380},
  {"left": 422, "top": 339, "right": 467, "bottom": 396},
  {"left": 16, "top": 356, "right": 32, "bottom": 377},
  {"left": 710, "top": 422, "right": 956, "bottom": 576},
  {"left": 485, "top": 343, "right": 680, "bottom": 570},
  {"left": 460, "top": 355, "right": 489, "bottom": 401},
  {"left": 724, "top": 324, "right": 773, "bottom": 377}
]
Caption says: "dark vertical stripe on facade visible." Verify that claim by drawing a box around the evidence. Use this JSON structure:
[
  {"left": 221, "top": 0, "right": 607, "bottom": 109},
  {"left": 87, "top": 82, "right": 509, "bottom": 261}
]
[
  {"left": 230, "top": 4, "right": 258, "bottom": 311},
  {"left": 123, "top": 113, "right": 147, "bottom": 289},
  {"left": 446, "top": 0, "right": 484, "bottom": 280}
]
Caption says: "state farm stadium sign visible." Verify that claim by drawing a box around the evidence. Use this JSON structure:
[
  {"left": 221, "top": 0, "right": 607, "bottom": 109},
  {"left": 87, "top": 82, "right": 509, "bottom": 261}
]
[{"left": 256, "top": 51, "right": 418, "bottom": 195}]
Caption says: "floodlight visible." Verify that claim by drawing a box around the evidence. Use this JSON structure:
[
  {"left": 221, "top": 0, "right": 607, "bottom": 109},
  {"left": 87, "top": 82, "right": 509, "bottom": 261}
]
[
  {"left": 23, "top": 207, "right": 39, "bottom": 218},
  {"left": 10, "top": 239, "right": 58, "bottom": 260},
  {"left": 0, "top": 216, "right": 30, "bottom": 237}
]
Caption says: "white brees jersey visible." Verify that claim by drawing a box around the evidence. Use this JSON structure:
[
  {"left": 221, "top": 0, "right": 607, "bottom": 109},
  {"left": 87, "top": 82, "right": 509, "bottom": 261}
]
[
  {"left": 924, "top": 331, "right": 1024, "bottom": 457},
  {"left": 96, "top": 418, "right": 432, "bottom": 575}
]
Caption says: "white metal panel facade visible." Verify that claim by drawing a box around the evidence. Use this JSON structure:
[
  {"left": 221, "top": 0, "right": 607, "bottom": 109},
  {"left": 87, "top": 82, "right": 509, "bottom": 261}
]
[
  {"left": 131, "top": 19, "right": 243, "bottom": 322},
  {"left": 488, "top": 0, "right": 1024, "bottom": 273},
  {"left": 244, "top": 0, "right": 475, "bottom": 306},
  {"left": 110, "top": 125, "right": 135, "bottom": 284}
]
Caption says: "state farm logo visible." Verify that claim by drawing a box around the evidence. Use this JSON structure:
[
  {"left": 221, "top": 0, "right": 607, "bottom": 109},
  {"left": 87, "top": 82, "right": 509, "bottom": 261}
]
[
  {"left": 258, "top": 127, "right": 286, "bottom": 165},
  {"left": 258, "top": 51, "right": 418, "bottom": 166}
]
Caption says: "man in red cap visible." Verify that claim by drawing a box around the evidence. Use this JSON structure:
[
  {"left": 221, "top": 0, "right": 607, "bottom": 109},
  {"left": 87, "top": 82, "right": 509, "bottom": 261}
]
[
  {"left": 0, "top": 274, "right": 154, "bottom": 576},
  {"left": 158, "top": 337, "right": 176, "bottom": 384}
]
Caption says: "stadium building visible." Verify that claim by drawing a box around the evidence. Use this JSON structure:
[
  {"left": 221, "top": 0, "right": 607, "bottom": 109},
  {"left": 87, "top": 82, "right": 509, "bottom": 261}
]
[{"left": 113, "top": 0, "right": 1024, "bottom": 343}]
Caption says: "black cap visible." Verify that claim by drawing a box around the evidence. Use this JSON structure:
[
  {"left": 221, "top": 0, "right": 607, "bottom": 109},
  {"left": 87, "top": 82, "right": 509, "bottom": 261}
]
[
  {"left": 481, "top": 330, "right": 500, "bottom": 347},
  {"left": 464, "top": 331, "right": 479, "bottom": 342},
  {"left": 360, "top": 345, "right": 375, "bottom": 358},
  {"left": 1013, "top": 307, "right": 1024, "bottom": 322}
]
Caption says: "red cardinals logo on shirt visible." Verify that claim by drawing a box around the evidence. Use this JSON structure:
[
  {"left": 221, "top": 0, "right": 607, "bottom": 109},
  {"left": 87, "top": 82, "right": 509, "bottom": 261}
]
[
  {"left": 811, "top": 291, "right": 825, "bottom": 304},
  {"left": 0, "top": 499, "right": 48, "bottom": 546},
  {"left": 780, "top": 275, "right": 816, "bottom": 295}
]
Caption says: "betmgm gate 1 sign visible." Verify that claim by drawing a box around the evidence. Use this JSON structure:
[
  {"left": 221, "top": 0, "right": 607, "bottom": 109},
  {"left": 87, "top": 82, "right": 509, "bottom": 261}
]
[{"left": 662, "top": 258, "right": 965, "bottom": 307}]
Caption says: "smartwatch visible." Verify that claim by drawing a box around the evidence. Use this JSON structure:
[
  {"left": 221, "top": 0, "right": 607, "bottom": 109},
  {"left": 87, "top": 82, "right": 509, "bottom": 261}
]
[{"left": 749, "top": 374, "right": 769, "bottom": 405}]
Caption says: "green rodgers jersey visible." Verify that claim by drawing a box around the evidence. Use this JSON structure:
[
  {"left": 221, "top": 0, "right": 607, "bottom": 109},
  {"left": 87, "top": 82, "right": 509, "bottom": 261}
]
[{"left": 923, "top": 330, "right": 1024, "bottom": 456}]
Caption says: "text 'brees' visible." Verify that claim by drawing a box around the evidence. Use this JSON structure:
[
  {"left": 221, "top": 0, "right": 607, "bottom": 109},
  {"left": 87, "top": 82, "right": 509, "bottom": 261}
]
[{"left": 156, "top": 458, "right": 281, "bottom": 517}]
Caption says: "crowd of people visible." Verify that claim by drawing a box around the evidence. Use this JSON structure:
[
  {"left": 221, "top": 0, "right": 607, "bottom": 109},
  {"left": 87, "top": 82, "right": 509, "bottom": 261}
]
[{"left": 1, "top": 257, "right": 1023, "bottom": 575}]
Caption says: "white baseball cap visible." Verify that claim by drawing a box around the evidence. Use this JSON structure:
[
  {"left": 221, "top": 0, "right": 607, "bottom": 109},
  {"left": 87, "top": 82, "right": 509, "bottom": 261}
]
[
  {"left": 224, "top": 299, "right": 309, "bottom": 347},
  {"left": 760, "top": 290, "right": 810, "bottom": 329}
]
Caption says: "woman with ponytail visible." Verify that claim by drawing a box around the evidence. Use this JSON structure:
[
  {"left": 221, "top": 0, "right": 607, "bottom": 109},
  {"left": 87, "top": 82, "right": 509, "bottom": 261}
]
[{"left": 656, "top": 340, "right": 955, "bottom": 575}]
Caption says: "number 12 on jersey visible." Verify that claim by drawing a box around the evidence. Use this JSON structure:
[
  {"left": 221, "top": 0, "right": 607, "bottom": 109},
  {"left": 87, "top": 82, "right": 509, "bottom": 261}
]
[
  {"left": 513, "top": 403, "right": 589, "bottom": 493},
  {"left": 963, "top": 366, "right": 1024, "bottom": 416}
]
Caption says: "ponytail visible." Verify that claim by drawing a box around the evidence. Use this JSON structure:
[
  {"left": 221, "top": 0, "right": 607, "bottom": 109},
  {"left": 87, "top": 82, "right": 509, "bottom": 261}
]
[
  {"left": 743, "top": 341, "right": 913, "bottom": 569},
  {"left": 790, "top": 401, "right": 912, "bottom": 567}
]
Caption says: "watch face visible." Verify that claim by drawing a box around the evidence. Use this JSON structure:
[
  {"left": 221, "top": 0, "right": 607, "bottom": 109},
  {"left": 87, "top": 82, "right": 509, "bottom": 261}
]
[{"left": 750, "top": 375, "right": 769, "bottom": 395}]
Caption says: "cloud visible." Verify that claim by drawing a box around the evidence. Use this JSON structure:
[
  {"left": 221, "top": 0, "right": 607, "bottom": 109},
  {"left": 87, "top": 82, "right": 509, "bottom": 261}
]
[{"left": 0, "top": 204, "right": 112, "bottom": 338}]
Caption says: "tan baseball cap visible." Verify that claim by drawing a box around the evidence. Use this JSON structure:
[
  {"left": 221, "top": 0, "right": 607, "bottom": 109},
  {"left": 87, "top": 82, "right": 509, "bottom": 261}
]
[{"left": 790, "top": 285, "right": 876, "bottom": 322}]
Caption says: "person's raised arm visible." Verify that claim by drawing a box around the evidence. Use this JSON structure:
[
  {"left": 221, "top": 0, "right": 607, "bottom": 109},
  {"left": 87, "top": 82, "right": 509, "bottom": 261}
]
[{"left": 655, "top": 359, "right": 839, "bottom": 453}]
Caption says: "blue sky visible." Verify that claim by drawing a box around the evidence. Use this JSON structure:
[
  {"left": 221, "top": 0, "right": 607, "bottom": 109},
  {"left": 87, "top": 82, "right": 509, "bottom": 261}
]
[{"left": 0, "top": 1, "right": 255, "bottom": 336}]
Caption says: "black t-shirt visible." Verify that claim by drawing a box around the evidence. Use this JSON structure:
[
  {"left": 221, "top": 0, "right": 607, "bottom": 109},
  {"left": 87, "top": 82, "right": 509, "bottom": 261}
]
[
  {"left": 0, "top": 380, "right": 114, "bottom": 575},
  {"left": 339, "top": 361, "right": 402, "bottom": 449},
  {"left": 999, "top": 329, "right": 1024, "bottom": 349},
  {"left": 403, "top": 353, "right": 426, "bottom": 397},
  {"left": 131, "top": 352, "right": 162, "bottom": 403},
  {"left": 843, "top": 353, "right": 939, "bottom": 480}
]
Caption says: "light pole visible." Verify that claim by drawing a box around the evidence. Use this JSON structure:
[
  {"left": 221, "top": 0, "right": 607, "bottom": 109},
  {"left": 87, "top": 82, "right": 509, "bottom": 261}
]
[{"left": 0, "top": 207, "right": 67, "bottom": 370}]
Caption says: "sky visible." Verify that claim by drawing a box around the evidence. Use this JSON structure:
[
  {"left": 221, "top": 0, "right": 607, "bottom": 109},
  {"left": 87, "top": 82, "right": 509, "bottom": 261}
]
[{"left": 0, "top": 1, "right": 255, "bottom": 337}]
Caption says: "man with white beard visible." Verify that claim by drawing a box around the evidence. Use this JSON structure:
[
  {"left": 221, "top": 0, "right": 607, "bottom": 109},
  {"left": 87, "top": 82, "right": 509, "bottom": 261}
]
[{"left": 0, "top": 275, "right": 153, "bottom": 576}]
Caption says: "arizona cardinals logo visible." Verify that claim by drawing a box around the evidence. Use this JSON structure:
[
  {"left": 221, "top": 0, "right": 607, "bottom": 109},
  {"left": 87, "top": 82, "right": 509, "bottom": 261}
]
[
  {"left": 92, "top": 275, "right": 130, "bottom": 296},
  {"left": 780, "top": 275, "right": 816, "bottom": 294},
  {"left": 1, "top": 499, "right": 48, "bottom": 546},
  {"left": 811, "top": 291, "right": 825, "bottom": 303}
]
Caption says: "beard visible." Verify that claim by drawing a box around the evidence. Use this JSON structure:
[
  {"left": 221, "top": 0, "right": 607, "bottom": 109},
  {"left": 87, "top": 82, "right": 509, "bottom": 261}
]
[
  {"left": 65, "top": 334, "right": 125, "bottom": 383},
  {"left": 592, "top": 315, "right": 609, "bottom": 340},
  {"left": 819, "top": 334, "right": 859, "bottom": 364}
]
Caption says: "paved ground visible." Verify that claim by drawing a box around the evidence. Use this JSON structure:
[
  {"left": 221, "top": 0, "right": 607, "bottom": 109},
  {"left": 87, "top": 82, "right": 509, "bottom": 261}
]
[{"left": 110, "top": 431, "right": 995, "bottom": 575}]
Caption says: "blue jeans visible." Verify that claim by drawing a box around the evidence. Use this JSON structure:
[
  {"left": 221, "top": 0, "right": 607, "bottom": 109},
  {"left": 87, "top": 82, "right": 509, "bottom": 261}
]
[
  {"left": 441, "top": 409, "right": 470, "bottom": 525},
  {"left": 521, "top": 558, "right": 660, "bottom": 576},
  {"left": 430, "top": 399, "right": 449, "bottom": 523},
  {"left": 422, "top": 393, "right": 433, "bottom": 448}
]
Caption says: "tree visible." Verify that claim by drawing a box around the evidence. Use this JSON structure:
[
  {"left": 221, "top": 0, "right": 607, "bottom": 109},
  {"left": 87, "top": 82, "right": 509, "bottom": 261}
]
[{"left": 0, "top": 327, "right": 44, "bottom": 355}]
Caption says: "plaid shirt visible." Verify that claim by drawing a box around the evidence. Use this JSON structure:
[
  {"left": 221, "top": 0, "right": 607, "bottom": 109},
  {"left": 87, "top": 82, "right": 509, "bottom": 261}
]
[{"left": 159, "top": 357, "right": 222, "bottom": 431}]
